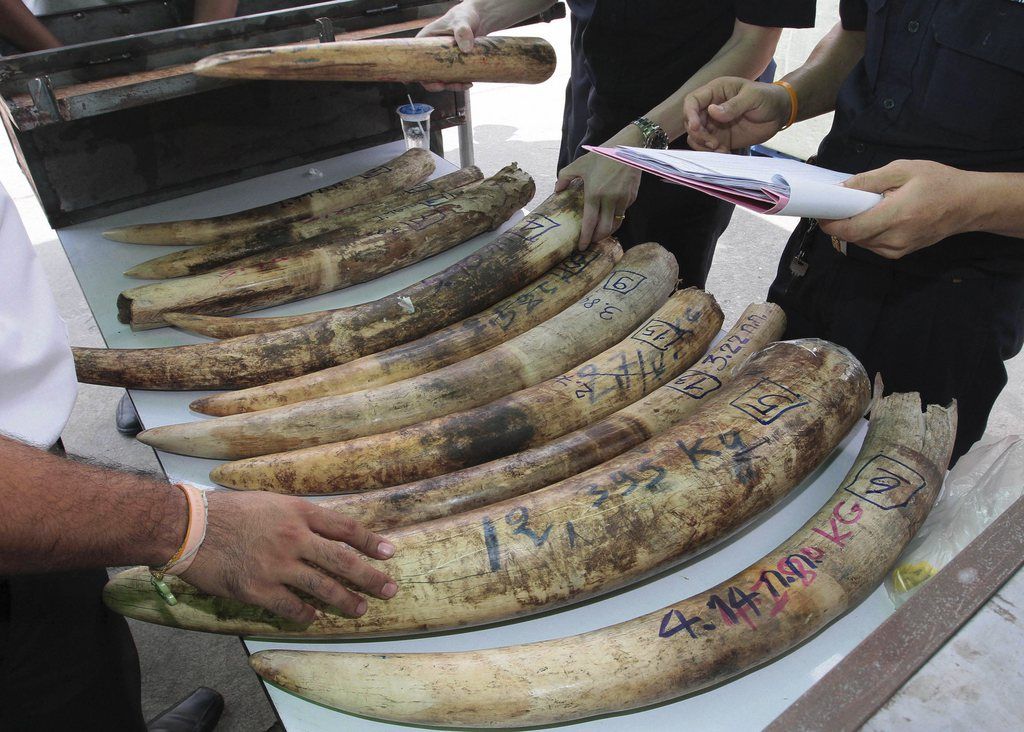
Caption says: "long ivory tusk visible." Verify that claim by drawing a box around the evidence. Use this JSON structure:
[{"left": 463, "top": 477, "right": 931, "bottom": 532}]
[
  {"left": 125, "top": 167, "right": 484, "bottom": 279},
  {"left": 322, "top": 303, "right": 785, "bottom": 530},
  {"left": 73, "top": 185, "right": 588, "bottom": 390},
  {"left": 139, "top": 243, "right": 682, "bottom": 460},
  {"left": 248, "top": 390, "right": 955, "bottom": 728},
  {"left": 104, "top": 148, "right": 434, "bottom": 245},
  {"left": 117, "top": 165, "right": 534, "bottom": 329},
  {"left": 195, "top": 37, "right": 557, "bottom": 85},
  {"left": 190, "top": 239, "right": 623, "bottom": 416},
  {"left": 103, "top": 339, "right": 871, "bottom": 639}
]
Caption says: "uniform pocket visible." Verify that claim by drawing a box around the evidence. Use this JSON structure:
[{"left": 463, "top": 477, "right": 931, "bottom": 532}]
[{"left": 920, "top": 2, "right": 1024, "bottom": 143}]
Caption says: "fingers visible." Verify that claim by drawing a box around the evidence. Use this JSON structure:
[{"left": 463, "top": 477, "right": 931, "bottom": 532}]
[
  {"left": 420, "top": 81, "right": 472, "bottom": 92},
  {"left": 452, "top": 23, "right": 475, "bottom": 53},
  {"left": 841, "top": 162, "right": 910, "bottom": 194},
  {"left": 554, "top": 171, "right": 578, "bottom": 193},
  {"left": 260, "top": 588, "right": 317, "bottom": 625},
  {"left": 306, "top": 505, "right": 395, "bottom": 560},
  {"left": 594, "top": 203, "right": 620, "bottom": 245},
  {"left": 416, "top": 16, "right": 453, "bottom": 38},
  {"left": 291, "top": 564, "right": 368, "bottom": 617},
  {"left": 819, "top": 205, "right": 892, "bottom": 246},
  {"left": 683, "top": 87, "right": 715, "bottom": 136},
  {"left": 578, "top": 195, "right": 599, "bottom": 250},
  {"left": 707, "top": 83, "right": 764, "bottom": 125},
  {"left": 311, "top": 539, "right": 398, "bottom": 600}
]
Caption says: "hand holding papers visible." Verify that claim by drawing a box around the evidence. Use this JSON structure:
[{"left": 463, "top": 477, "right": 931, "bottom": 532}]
[{"left": 585, "top": 146, "right": 883, "bottom": 220}]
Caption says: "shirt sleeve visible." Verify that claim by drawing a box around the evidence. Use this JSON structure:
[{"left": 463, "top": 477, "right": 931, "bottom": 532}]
[
  {"left": 839, "top": 0, "right": 868, "bottom": 30},
  {"left": 736, "top": 0, "right": 816, "bottom": 29}
]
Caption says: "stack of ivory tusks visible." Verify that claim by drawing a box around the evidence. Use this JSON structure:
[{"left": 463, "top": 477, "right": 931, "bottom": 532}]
[
  {"left": 137, "top": 242, "right": 686, "bottom": 461},
  {"left": 193, "top": 37, "right": 557, "bottom": 85},
  {"left": 103, "top": 338, "right": 876, "bottom": 639},
  {"left": 116, "top": 164, "right": 535, "bottom": 329},
  {"left": 73, "top": 184, "right": 590, "bottom": 390},
  {"left": 244, "top": 390, "right": 955, "bottom": 728},
  {"left": 320, "top": 302, "right": 786, "bottom": 530},
  {"left": 206, "top": 282, "right": 723, "bottom": 491},
  {"left": 104, "top": 147, "right": 437, "bottom": 247},
  {"left": 189, "top": 238, "right": 624, "bottom": 415},
  {"left": 124, "top": 166, "right": 485, "bottom": 279}
]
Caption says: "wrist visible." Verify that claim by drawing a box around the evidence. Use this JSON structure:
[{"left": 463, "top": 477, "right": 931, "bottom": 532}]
[
  {"left": 147, "top": 481, "right": 190, "bottom": 566},
  {"left": 630, "top": 116, "right": 669, "bottom": 149},
  {"left": 609, "top": 123, "right": 645, "bottom": 148},
  {"left": 959, "top": 170, "right": 997, "bottom": 235},
  {"left": 772, "top": 80, "right": 799, "bottom": 130}
]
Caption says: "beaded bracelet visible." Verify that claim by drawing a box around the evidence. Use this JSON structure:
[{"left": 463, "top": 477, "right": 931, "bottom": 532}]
[{"left": 149, "top": 482, "right": 209, "bottom": 606}]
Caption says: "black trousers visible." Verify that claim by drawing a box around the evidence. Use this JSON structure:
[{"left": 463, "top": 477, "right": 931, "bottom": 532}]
[
  {"left": 557, "top": 40, "right": 734, "bottom": 288},
  {"left": 769, "top": 225, "right": 1024, "bottom": 463},
  {"left": 0, "top": 572, "right": 145, "bottom": 730}
]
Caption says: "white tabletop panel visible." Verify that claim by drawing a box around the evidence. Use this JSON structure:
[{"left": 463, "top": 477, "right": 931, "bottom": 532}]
[{"left": 58, "top": 141, "right": 888, "bottom": 731}]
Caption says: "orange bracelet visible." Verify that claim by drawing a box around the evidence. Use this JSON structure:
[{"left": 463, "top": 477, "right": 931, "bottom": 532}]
[{"left": 773, "top": 80, "right": 799, "bottom": 130}]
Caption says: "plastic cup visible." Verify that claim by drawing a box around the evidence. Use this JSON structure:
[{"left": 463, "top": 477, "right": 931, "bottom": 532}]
[{"left": 397, "top": 102, "right": 433, "bottom": 150}]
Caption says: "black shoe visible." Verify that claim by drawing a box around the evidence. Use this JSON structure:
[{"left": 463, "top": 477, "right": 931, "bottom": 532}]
[
  {"left": 147, "top": 686, "right": 224, "bottom": 732},
  {"left": 116, "top": 392, "right": 142, "bottom": 436}
]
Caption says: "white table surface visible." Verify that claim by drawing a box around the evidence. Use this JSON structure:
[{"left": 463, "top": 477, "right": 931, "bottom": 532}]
[{"left": 57, "top": 140, "right": 889, "bottom": 731}]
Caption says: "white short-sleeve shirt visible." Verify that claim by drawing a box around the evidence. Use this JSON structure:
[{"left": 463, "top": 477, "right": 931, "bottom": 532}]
[{"left": 0, "top": 183, "right": 77, "bottom": 447}]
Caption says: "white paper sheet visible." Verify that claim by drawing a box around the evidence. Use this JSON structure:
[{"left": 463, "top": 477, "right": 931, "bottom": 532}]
[{"left": 587, "top": 146, "right": 882, "bottom": 220}]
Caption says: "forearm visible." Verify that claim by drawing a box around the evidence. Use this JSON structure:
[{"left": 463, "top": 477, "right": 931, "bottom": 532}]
[
  {"left": 460, "top": 0, "right": 556, "bottom": 35},
  {"left": 0, "top": 434, "right": 186, "bottom": 574},
  {"left": 965, "top": 172, "right": 1024, "bottom": 240},
  {"left": 606, "top": 22, "right": 782, "bottom": 148},
  {"left": 0, "top": 0, "right": 61, "bottom": 52},
  {"left": 780, "top": 22, "right": 865, "bottom": 122}
]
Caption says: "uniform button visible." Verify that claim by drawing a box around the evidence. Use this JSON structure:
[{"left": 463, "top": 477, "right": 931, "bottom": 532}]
[
  {"left": 855, "top": 143, "right": 866, "bottom": 154},
  {"left": 907, "top": 20, "right": 920, "bottom": 33},
  {"left": 883, "top": 98, "right": 896, "bottom": 110}
]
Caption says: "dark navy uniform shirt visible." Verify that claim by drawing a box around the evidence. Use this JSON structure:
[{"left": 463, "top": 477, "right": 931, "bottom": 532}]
[
  {"left": 559, "top": 1, "right": 816, "bottom": 167},
  {"left": 818, "top": 0, "right": 1024, "bottom": 272},
  {"left": 568, "top": 1, "right": 815, "bottom": 121}
]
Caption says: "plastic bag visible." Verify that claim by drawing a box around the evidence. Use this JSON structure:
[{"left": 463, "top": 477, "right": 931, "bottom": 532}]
[{"left": 886, "top": 435, "right": 1024, "bottom": 606}]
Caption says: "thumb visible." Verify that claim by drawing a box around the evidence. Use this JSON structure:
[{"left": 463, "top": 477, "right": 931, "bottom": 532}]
[
  {"left": 707, "top": 85, "right": 764, "bottom": 124},
  {"left": 453, "top": 24, "right": 475, "bottom": 53},
  {"left": 841, "top": 163, "right": 909, "bottom": 193},
  {"left": 554, "top": 169, "right": 580, "bottom": 192}
]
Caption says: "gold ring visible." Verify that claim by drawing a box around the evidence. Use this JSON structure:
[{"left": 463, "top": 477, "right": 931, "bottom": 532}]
[{"left": 614, "top": 214, "right": 626, "bottom": 222}]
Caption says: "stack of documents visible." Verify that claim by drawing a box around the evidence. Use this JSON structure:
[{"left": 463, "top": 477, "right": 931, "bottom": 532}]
[{"left": 586, "top": 146, "right": 882, "bottom": 219}]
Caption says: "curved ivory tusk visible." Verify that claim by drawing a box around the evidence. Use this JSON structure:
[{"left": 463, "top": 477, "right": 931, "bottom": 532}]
[
  {"left": 190, "top": 239, "right": 624, "bottom": 416},
  {"left": 117, "top": 165, "right": 534, "bottom": 329},
  {"left": 322, "top": 303, "right": 785, "bottom": 530},
  {"left": 103, "top": 339, "right": 871, "bottom": 640},
  {"left": 248, "top": 390, "right": 955, "bottom": 728},
  {"left": 73, "top": 185, "right": 587, "bottom": 390},
  {"left": 104, "top": 148, "right": 434, "bottom": 245},
  {"left": 125, "top": 167, "right": 484, "bottom": 279},
  {"left": 139, "top": 243, "right": 683, "bottom": 460}
]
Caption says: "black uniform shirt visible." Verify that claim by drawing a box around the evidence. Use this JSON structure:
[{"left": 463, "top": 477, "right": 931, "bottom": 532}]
[
  {"left": 567, "top": 0, "right": 816, "bottom": 125},
  {"left": 818, "top": 0, "right": 1024, "bottom": 271}
]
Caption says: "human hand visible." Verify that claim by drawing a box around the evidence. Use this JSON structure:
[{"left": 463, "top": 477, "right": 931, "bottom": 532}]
[
  {"left": 555, "top": 152, "right": 641, "bottom": 250},
  {"left": 416, "top": 6, "right": 482, "bottom": 92},
  {"left": 820, "top": 160, "right": 977, "bottom": 259},
  {"left": 682, "top": 77, "right": 791, "bottom": 152},
  {"left": 181, "top": 491, "right": 397, "bottom": 624}
]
